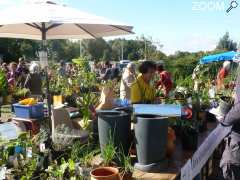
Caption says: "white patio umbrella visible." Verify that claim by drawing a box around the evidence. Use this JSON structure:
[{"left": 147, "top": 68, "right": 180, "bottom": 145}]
[
  {"left": 0, "top": 0, "right": 133, "bottom": 119},
  {"left": 0, "top": 1, "right": 133, "bottom": 40}
]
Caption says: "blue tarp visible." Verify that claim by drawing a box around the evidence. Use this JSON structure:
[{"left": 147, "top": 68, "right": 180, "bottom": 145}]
[{"left": 199, "top": 51, "right": 240, "bottom": 64}]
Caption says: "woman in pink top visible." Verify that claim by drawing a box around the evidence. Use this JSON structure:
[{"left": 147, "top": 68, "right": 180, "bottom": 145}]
[{"left": 7, "top": 62, "right": 19, "bottom": 87}]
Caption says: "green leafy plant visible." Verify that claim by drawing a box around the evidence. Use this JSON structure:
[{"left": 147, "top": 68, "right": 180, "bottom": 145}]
[
  {"left": 17, "top": 157, "right": 37, "bottom": 180},
  {"left": 71, "top": 141, "right": 100, "bottom": 167},
  {"left": 0, "top": 70, "right": 8, "bottom": 97},
  {"left": 12, "top": 87, "right": 30, "bottom": 101},
  {"left": 117, "top": 148, "right": 133, "bottom": 178},
  {"left": 46, "top": 157, "right": 83, "bottom": 179},
  {"left": 76, "top": 93, "right": 99, "bottom": 130},
  {"left": 53, "top": 124, "right": 75, "bottom": 151},
  {"left": 102, "top": 139, "right": 116, "bottom": 166}
]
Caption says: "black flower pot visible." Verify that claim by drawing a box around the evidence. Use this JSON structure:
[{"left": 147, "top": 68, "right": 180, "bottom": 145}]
[
  {"left": 205, "top": 111, "right": 216, "bottom": 122},
  {"left": 198, "top": 111, "right": 208, "bottom": 133},
  {"left": 97, "top": 110, "right": 131, "bottom": 156},
  {"left": 134, "top": 114, "right": 169, "bottom": 172},
  {"left": 181, "top": 127, "right": 198, "bottom": 151}
]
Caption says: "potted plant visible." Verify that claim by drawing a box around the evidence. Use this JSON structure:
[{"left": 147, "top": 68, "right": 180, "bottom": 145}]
[
  {"left": 45, "top": 157, "right": 78, "bottom": 179},
  {"left": 117, "top": 150, "right": 134, "bottom": 180},
  {"left": 90, "top": 140, "right": 120, "bottom": 180},
  {"left": 70, "top": 141, "right": 100, "bottom": 179},
  {"left": 76, "top": 92, "right": 99, "bottom": 130},
  {"left": 181, "top": 120, "right": 199, "bottom": 151},
  {"left": 218, "top": 92, "right": 233, "bottom": 116},
  {"left": 12, "top": 87, "right": 30, "bottom": 102},
  {"left": 0, "top": 70, "right": 8, "bottom": 105}
]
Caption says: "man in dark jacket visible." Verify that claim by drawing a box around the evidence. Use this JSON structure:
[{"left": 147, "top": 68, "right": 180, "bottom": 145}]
[
  {"left": 219, "top": 71, "right": 240, "bottom": 180},
  {"left": 102, "top": 62, "right": 120, "bottom": 81}
]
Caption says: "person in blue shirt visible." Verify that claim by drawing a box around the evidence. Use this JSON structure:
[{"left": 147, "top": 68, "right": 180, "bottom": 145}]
[{"left": 58, "top": 60, "right": 66, "bottom": 77}]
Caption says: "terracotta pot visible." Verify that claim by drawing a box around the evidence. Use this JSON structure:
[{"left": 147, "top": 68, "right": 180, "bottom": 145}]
[
  {"left": 166, "top": 141, "right": 176, "bottom": 158},
  {"left": 166, "top": 127, "right": 176, "bottom": 158},
  {"left": 90, "top": 167, "right": 120, "bottom": 180}
]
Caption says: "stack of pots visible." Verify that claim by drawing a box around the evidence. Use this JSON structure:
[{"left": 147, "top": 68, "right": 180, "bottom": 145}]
[{"left": 134, "top": 114, "right": 169, "bottom": 172}]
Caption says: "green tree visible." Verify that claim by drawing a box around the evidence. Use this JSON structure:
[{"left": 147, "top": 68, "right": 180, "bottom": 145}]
[
  {"left": 216, "top": 32, "right": 237, "bottom": 51},
  {"left": 82, "top": 38, "right": 110, "bottom": 61}
]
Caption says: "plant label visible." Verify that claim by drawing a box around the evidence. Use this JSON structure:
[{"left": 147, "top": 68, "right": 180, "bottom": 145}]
[
  {"left": 0, "top": 167, "right": 6, "bottom": 180},
  {"left": 26, "top": 147, "right": 32, "bottom": 158},
  {"left": 40, "top": 143, "right": 45, "bottom": 152}
]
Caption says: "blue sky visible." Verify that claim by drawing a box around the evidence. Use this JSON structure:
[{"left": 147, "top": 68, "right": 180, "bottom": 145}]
[{"left": 1, "top": 0, "right": 240, "bottom": 54}]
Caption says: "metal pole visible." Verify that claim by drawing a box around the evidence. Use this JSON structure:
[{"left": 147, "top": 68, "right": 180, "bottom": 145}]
[
  {"left": 41, "top": 23, "right": 52, "bottom": 124},
  {"left": 79, "top": 40, "right": 82, "bottom": 57},
  {"left": 145, "top": 39, "right": 147, "bottom": 60},
  {"left": 121, "top": 40, "right": 124, "bottom": 60}
]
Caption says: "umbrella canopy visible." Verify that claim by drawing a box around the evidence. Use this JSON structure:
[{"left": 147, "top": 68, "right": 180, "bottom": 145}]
[
  {"left": 0, "top": 1, "right": 133, "bottom": 40},
  {"left": 199, "top": 51, "right": 240, "bottom": 64},
  {"left": 0, "top": 0, "right": 134, "bottom": 119}
]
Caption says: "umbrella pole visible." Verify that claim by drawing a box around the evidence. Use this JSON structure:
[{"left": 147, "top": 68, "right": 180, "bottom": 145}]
[{"left": 41, "top": 23, "right": 52, "bottom": 131}]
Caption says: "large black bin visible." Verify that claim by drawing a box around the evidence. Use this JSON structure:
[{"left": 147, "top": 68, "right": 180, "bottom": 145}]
[
  {"left": 97, "top": 110, "right": 131, "bottom": 156},
  {"left": 134, "top": 114, "right": 169, "bottom": 172}
]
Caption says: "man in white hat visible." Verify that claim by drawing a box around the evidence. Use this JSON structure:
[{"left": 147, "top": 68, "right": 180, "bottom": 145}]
[
  {"left": 120, "top": 62, "right": 136, "bottom": 101},
  {"left": 217, "top": 61, "right": 231, "bottom": 91}
]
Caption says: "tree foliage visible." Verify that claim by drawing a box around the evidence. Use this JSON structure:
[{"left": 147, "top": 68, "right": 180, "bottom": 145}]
[
  {"left": 0, "top": 32, "right": 238, "bottom": 82},
  {"left": 216, "top": 32, "right": 237, "bottom": 51}
]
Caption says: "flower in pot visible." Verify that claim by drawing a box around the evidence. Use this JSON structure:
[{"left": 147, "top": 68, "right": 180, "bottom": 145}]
[
  {"left": 210, "top": 90, "right": 234, "bottom": 118},
  {"left": 174, "top": 90, "right": 186, "bottom": 105}
]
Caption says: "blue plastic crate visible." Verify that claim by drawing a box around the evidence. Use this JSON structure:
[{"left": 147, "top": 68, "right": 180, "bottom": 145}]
[{"left": 13, "top": 103, "right": 44, "bottom": 119}]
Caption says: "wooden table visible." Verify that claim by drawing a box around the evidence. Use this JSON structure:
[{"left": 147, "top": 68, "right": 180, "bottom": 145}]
[{"left": 132, "top": 122, "right": 217, "bottom": 180}]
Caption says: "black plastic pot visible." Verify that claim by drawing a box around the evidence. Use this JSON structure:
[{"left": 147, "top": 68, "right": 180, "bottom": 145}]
[
  {"left": 181, "top": 127, "right": 198, "bottom": 151},
  {"left": 134, "top": 114, "right": 169, "bottom": 172},
  {"left": 205, "top": 111, "right": 216, "bottom": 122},
  {"left": 97, "top": 110, "right": 131, "bottom": 155},
  {"left": 114, "top": 106, "right": 133, "bottom": 115},
  {"left": 198, "top": 111, "right": 208, "bottom": 133},
  {"left": 65, "top": 95, "right": 77, "bottom": 107}
]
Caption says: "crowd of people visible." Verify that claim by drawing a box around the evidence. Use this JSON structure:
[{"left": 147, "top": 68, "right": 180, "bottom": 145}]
[
  {"left": 0, "top": 58, "right": 174, "bottom": 103},
  {"left": 2, "top": 57, "right": 240, "bottom": 179},
  {"left": 0, "top": 58, "right": 43, "bottom": 96}
]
